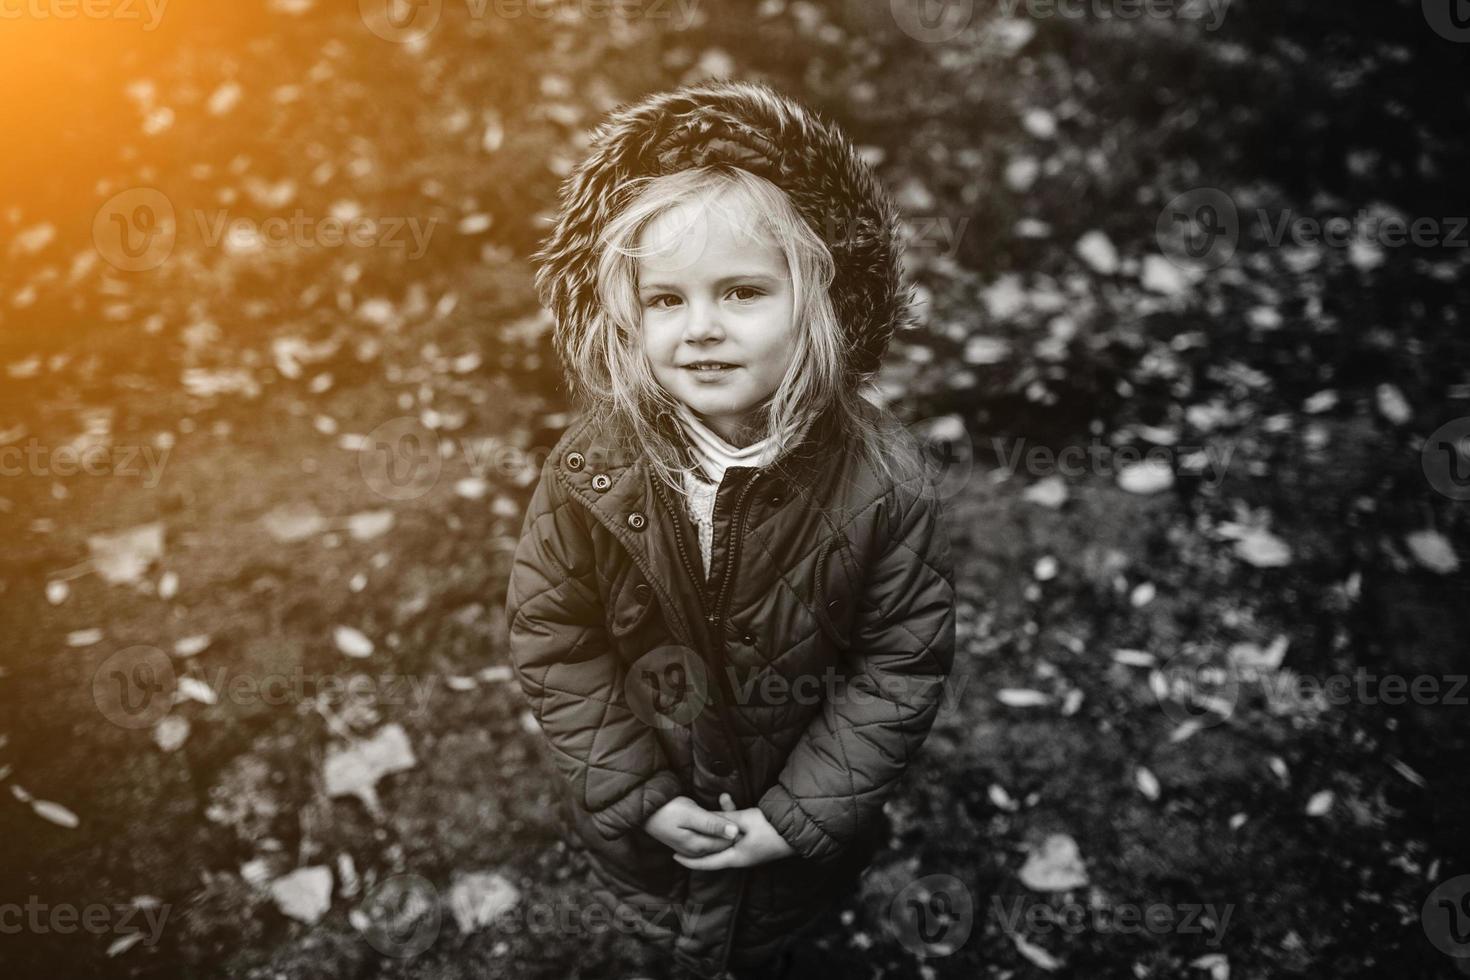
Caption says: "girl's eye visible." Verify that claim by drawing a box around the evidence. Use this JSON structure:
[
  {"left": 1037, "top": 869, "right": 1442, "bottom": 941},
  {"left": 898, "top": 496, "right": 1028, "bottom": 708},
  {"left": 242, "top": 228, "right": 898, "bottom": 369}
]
[
  {"left": 645, "top": 294, "right": 681, "bottom": 310},
  {"left": 729, "top": 286, "right": 764, "bottom": 301}
]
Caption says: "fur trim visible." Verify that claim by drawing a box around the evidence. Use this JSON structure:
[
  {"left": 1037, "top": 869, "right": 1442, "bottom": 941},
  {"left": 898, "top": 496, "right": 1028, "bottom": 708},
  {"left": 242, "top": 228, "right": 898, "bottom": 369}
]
[{"left": 532, "top": 78, "right": 914, "bottom": 393}]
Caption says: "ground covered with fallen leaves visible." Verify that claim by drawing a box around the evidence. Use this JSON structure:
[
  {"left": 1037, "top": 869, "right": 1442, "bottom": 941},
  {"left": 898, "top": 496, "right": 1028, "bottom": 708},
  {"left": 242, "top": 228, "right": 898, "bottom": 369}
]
[{"left": 2, "top": 1, "right": 1468, "bottom": 978}]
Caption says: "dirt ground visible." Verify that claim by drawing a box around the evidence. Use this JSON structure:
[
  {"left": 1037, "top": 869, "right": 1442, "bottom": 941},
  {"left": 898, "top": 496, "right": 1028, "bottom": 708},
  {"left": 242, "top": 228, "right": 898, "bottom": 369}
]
[{"left": 2, "top": 1, "right": 1468, "bottom": 977}]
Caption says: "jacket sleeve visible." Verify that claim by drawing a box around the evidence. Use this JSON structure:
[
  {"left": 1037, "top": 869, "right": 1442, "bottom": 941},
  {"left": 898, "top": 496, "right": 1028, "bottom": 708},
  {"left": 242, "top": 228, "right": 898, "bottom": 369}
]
[
  {"left": 757, "top": 475, "right": 957, "bottom": 861},
  {"left": 505, "top": 454, "right": 684, "bottom": 841}
]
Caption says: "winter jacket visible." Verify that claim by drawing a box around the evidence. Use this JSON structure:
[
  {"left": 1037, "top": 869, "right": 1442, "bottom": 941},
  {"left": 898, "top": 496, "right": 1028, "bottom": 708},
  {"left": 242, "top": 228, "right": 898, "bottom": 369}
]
[{"left": 504, "top": 396, "right": 957, "bottom": 977}]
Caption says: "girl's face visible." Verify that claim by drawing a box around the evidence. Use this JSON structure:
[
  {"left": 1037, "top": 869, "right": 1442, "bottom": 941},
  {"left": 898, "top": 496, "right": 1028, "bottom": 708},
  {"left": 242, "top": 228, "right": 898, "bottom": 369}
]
[{"left": 636, "top": 194, "right": 797, "bottom": 447}]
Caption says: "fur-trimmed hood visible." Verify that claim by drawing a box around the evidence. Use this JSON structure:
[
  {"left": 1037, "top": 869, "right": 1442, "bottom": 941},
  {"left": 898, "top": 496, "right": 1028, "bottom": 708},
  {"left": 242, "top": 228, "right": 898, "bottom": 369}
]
[{"left": 531, "top": 78, "right": 914, "bottom": 390}]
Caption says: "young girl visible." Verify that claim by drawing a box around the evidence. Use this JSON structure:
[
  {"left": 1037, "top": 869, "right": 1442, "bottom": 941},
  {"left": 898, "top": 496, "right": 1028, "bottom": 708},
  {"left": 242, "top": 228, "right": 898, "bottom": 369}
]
[{"left": 506, "top": 79, "right": 957, "bottom": 980}]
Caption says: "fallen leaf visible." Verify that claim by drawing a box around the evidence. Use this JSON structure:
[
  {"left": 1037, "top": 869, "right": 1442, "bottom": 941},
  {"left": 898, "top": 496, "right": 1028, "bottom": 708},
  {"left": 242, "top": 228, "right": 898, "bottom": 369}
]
[
  {"left": 1013, "top": 932, "right": 1062, "bottom": 971},
  {"left": 261, "top": 502, "right": 326, "bottom": 543},
  {"left": 1021, "top": 476, "right": 1068, "bottom": 508},
  {"left": 996, "top": 689, "right": 1051, "bottom": 708},
  {"left": 32, "top": 799, "right": 80, "bottom": 829},
  {"left": 1404, "top": 529, "right": 1459, "bottom": 574},
  {"left": 177, "top": 676, "right": 217, "bottom": 705},
  {"left": 87, "top": 523, "right": 165, "bottom": 585},
  {"left": 106, "top": 932, "right": 147, "bottom": 957},
  {"left": 1116, "top": 459, "right": 1174, "bottom": 495},
  {"left": 323, "top": 724, "right": 417, "bottom": 816},
  {"left": 1305, "top": 790, "right": 1334, "bottom": 817},
  {"left": 173, "top": 635, "right": 212, "bottom": 658},
  {"left": 1234, "top": 528, "right": 1292, "bottom": 567},
  {"left": 271, "top": 867, "right": 333, "bottom": 924},
  {"left": 448, "top": 871, "right": 520, "bottom": 934},
  {"left": 154, "top": 716, "right": 190, "bottom": 752},
  {"left": 1375, "top": 383, "right": 1411, "bottom": 425},
  {"left": 1019, "top": 834, "right": 1089, "bottom": 892},
  {"left": 1112, "top": 649, "right": 1156, "bottom": 668},
  {"left": 346, "top": 510, "right": 395, "bottom": 541},
  {"left": 333, "top": 626, "right": 375, "bottom": 659},
  {"left": 1075, "top": 230, "right": 1118, "bottom": 275}
]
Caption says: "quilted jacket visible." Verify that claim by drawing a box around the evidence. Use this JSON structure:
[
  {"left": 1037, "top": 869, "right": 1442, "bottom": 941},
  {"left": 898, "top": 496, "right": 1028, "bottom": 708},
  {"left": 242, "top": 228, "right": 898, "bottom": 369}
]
[{"left": 505, "top": 396, "right": 957, "bottom": 977}]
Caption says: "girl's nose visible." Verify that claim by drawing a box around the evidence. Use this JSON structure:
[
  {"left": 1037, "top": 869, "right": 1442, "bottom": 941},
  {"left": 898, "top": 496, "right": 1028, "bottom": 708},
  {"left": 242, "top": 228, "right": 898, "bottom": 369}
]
[{"left": 681, "top": 298, "right": 725, "bottom": 343}]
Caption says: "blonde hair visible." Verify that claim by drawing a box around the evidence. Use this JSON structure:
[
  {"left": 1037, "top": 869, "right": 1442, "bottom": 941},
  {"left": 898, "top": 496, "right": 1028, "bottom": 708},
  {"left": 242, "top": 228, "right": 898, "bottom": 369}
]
[{"left": 544, "top": 164, "right": 922, "bottom": 504}]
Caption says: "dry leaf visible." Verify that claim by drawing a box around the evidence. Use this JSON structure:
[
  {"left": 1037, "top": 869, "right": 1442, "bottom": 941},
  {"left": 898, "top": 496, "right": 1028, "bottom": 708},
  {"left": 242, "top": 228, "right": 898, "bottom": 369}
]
[
  {"left": 1117, "top": 459, "right": 1174, "bottom": 495},
  {"left": 448, "top": 871, "right": 520, "bottom": 935},
  {"left": 270, "top": 866, "right": 333, "bottom": 924},
  {"left": 1018, "top": 834, "right": 1088, "bottom": 892},
  {"left": 346, "top": 510, "right": 395, "bottom": 541},
  {"left": 32, "top": 799, "right": 80, "bottom": 829},
  {"left": 87, "top": 522, "right": 165, "bottom": 585},
  {"left": 1305, "top": 790, "right": 1334, "bottom": 817},
  {"left": 261, "top": 502, "right": 326, "bottom": 543},
  {"left": 323, "top": 724, "right": 417, "bottom": 816},
  {"left": 1022, "top": 476, "right": 1069, "bottom": 508},
  {"left": 1234, "top": 528, "right": 1292, "bottom": 567},
  {"left": 1404, "top": 529, "right": 1459, "bottom": 574},
  {"left": 996, "top": 689, "right": 1051, "bottom": 708},
  {"left": 154, "top": 716, "right": 190, "bottom": 752}
]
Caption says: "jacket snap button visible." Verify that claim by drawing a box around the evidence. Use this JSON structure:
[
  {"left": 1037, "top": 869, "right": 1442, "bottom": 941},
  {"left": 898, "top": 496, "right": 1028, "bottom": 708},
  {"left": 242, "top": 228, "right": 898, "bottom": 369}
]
[
  {"left": 768, "top": 493, "right": 783, "bottom": 506},
  {"left": 709, "top": 758, "right": 732, "bottom": 777},
  {"left": 827, "top": 597, "right": 843, "bottom": 615},
  {"left": 627, "top": 511, "right": 646, "bottom": 531},
  {"left": 565, "top": 451, "right": 584, "bottom": 471},
  {"left": 741, "top": 632, "right": 756, "bottom": 645},
  {"left": 634, "top": 583, "right": 652, "bottom": 603},
  {"left": 592, "top": 473, "right": 611, "bottom": 491}
]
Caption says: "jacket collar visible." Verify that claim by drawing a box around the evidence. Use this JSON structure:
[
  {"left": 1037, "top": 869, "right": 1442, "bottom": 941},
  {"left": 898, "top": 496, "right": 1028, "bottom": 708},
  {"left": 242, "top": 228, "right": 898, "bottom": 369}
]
[{"left": 550, "top": 402, "right": 842, "bottom": 646}]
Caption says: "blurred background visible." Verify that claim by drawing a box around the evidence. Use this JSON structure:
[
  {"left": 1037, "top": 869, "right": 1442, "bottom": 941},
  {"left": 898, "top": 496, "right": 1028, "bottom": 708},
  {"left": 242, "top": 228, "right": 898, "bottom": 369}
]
[{"left": 2, "top": 0, "right": 1469, "bottom": 976}]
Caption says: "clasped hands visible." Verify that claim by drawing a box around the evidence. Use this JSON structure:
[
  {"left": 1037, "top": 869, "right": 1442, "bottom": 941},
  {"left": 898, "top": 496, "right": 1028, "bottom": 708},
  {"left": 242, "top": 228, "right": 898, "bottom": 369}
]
[{"left": 642, "top": 793, "right": 796, "bottom": 869}]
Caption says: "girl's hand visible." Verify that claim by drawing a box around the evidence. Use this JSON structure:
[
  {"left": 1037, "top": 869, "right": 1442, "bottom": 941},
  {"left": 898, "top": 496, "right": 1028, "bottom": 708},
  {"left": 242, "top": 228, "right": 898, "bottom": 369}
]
[
  {"left": 672, "top": 797, "right": 796, "bottom": 870},
  {"left": 643, "top": 796, "right": 742, "bottom": 858}
]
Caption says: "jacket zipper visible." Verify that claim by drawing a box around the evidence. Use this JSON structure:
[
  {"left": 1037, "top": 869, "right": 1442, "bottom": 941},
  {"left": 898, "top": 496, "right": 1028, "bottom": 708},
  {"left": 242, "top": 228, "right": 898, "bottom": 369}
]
[{"left": 652, "top": 470, "right": 762, "bottom": 973}]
